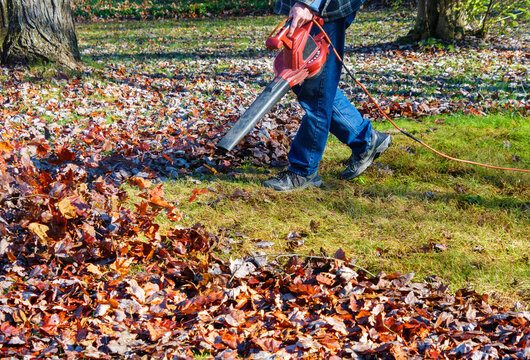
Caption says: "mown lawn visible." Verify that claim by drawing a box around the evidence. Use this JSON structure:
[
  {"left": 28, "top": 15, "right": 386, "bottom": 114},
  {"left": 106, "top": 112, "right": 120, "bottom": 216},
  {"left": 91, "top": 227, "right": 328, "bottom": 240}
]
[{"left": 125, "top": 112, "right": 529, "bottom": 305}]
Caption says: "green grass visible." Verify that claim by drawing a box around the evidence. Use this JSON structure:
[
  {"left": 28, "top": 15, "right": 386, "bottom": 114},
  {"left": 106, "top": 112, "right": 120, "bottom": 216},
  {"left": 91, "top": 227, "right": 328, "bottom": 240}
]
[
  {"left": 125, "top": 113, "right": 529, "bottom": 305},
  {"left": 74, "top": 12, "right": 527, "bottom": 114}
]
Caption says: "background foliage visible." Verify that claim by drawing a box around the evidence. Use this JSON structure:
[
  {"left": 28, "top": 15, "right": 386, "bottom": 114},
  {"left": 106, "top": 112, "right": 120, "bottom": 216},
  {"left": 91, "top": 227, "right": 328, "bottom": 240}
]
[
  {"left": 459, "top": 0, "right": 530, "bottom": 35},
  {"left": 71, "top": 0, "right": 529, "bottom": 39},
  {"left": 72, "top": 0, "right": 275, "bottom": 20}
]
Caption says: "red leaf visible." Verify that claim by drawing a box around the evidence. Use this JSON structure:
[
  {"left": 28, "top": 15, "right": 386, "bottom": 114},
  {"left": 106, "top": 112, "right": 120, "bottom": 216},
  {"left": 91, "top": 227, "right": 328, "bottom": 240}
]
[
  {"left": 0, "top": 322, "right": 19, "bottom": 336},
  {"left": 40, "top": 313, "right": 61, "bottom": 335},
  {"left": 57, "top": 145, "right": 76, "bottom": 163}
]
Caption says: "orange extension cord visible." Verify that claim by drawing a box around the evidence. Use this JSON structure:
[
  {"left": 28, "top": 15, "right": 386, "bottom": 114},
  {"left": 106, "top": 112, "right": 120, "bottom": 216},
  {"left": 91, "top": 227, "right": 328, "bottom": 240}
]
[{"left": 311, "top": 18, "right": 530, "bottom": 173}]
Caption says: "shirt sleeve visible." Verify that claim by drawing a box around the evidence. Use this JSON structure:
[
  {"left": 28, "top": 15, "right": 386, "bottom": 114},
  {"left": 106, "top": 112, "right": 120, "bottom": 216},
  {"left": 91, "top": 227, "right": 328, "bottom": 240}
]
[{"left": 296, "top": 0, "right": 324, "bottom": 13}]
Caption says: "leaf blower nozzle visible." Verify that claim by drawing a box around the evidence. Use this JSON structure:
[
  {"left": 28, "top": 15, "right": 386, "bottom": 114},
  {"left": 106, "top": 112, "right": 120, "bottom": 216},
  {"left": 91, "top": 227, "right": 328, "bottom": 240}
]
[
  {"left": 217, "top": 16, "right": 330, "bottom": 152},
  {"left": 216, "top": 78, "right": 291, "bottom": 152}
]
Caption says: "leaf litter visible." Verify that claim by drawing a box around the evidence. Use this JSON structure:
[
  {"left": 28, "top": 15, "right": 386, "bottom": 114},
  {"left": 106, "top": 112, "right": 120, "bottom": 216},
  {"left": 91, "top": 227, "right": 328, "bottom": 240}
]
[
  {"left": 0, "top": 11, "right": 529, "bottom": 359},
  {"left": 0, "top": 141, "right": 529, "bottom": 358}
]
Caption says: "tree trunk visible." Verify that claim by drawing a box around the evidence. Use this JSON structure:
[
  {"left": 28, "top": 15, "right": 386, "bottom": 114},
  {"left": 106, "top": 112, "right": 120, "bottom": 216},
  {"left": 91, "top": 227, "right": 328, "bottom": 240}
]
[
  {"left": 0, "top": 0, "right": 7, "bottom": 28},
  {"left": 404, "top": 0, "right": 467, "bottom": 41},
  {"left": 1, "top": 0, "right": 79, "bottom": 68}
]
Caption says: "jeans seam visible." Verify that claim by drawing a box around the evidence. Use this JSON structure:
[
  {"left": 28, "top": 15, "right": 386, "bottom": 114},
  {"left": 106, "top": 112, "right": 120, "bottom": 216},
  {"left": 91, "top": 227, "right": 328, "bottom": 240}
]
[
  {"left": 309, "top": 62, "right": 331, "bottom": 175},
  {"left": 332, "top": 104, "right": 362, "bottom": 137},
  {"left": 288, "top": 16, "right": 365, "bottom": 176},
  {"left": 308, "top": 80, "right": 323, "bottom": 174}
]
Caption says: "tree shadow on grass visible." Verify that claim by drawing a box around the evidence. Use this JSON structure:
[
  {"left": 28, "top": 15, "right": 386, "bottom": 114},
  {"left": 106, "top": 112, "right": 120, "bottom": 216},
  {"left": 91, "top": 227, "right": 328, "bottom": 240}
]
[
  {"left": 327, "top": 182, "right": 530, "bottom": 214},
  {"left": 86, "top": 47, "right": 274, "bottom": 62},
  {"left": 78, "top": 43, "right": 528, "bottom": 110}
]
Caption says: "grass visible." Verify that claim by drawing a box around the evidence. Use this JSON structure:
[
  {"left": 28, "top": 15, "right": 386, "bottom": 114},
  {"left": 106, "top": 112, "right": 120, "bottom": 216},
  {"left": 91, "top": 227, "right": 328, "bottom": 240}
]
[
  {"left": 125, "top": 113, "right": 529, "bottom": 305},
  {"left": 75, "top": 12, "right": 528, "bottom": 114}
]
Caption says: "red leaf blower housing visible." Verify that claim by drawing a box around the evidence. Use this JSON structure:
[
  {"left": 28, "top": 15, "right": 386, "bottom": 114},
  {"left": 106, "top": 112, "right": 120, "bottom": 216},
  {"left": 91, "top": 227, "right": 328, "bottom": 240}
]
[
  {"left": 217, "top": 17, "right": 330, "bottom": 152},
  {"left": 266, "top": 17, "right": 329, "bottom": 86}
]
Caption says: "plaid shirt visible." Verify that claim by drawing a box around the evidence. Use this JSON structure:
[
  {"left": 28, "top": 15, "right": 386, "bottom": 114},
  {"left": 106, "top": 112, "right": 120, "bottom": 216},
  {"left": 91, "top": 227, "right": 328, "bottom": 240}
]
[{"left": 274, "top": 0, "right": 364, "bottom": 22}]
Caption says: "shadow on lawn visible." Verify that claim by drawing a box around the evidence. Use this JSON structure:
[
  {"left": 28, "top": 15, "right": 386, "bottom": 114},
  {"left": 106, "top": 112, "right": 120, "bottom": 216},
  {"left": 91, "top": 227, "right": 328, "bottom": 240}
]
[
  {"left": 87, "top": 48, "right": 273, "bottom": 62},
  {"left": 79, "top": 44, "right": 528, "bottom": 106},
  {"left": 324, "top": 180, "right": 530, "bottom": 214}
]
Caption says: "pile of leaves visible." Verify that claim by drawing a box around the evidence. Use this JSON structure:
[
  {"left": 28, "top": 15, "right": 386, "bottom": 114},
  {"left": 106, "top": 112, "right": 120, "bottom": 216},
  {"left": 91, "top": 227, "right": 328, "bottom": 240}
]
[
  {"left": 1, "top": 135, "right": 529, "bottom": 359},
  {"left": 0, "top": 64, "right": 301, "bottom": 176}
]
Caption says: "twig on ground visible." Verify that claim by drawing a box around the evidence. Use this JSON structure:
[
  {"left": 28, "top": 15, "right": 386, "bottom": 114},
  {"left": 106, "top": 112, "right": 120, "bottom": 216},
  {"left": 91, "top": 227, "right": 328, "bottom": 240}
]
[{"left": 266, "top": 252, "right": 377, "bottom": 277}]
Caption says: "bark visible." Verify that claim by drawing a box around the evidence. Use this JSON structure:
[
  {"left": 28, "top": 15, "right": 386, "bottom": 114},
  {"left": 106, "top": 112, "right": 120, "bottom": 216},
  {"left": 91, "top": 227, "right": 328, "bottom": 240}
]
[
  {"left": 1, "top": 0, "right": 79, "bottom": 68},
  {"left": 0, "top": 0, "right": 7, "bottom": 28},
  {"left": 435, "top": 0, "right": 466, "bottom": 39},
  {"left": 410, "top": 0, "right": 439, "bottom": 39},
  {"left": 404, "top": 0, "right": 467, "bottom": 41}
]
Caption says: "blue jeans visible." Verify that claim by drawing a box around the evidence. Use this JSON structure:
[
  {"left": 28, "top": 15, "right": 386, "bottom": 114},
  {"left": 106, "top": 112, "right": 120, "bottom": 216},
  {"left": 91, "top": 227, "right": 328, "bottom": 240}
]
[{"left": 288, "top": 12, "right": 372, "bottom": 176}]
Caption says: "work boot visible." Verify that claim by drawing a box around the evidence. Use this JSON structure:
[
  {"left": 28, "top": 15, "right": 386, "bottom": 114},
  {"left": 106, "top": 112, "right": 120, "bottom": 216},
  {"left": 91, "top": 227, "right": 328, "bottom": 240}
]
[
  {"left": 341, "top": 130, "right": 392, "bottom": 180},
  {"left": 263, "top": 170, "right": 322, "bottom": 191}
]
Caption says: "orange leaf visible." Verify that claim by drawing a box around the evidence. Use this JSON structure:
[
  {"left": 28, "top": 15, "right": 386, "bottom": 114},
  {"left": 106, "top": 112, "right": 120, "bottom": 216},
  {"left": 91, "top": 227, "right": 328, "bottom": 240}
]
[
  {"left": 131, "top": 176, "right": 151, "bottom": 190},
  {"left": 390, "top": 344, "right": 407, "bottom": 360},
  {"left": 150, "top": 195, "right": 172, "bottom": 208},
  {"left": 148, "top": 184, "right": 172, "bottom": 208},
  {"left": 188, "top": 188, "right": 208, "bottom": 202},
  {"left": 167, "top": 206, "right": 182, "bottom": 221},
  {"left": 316, "top": 273, "right": 335, "bottom": 286},
  {"left": 0, "top": 322, "right": 19, "bottom": 336},
  {"left": 163, "top": 153, "right": 173, "bottom": 164},
  {"left": 0, "top": 141, "right": 13, "bottom": 154},
  {"left": 203, "top": 164, "right": 217, "bottom": 174},
  {"left": 40, "top": 314, "right": 61, "bottom": 335}
]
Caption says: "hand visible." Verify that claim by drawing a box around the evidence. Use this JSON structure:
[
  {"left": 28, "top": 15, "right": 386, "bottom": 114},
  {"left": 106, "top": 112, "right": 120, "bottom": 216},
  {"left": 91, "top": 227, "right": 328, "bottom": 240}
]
[{"left": 288, "top": 2, "right": 314, "bottom": 36}]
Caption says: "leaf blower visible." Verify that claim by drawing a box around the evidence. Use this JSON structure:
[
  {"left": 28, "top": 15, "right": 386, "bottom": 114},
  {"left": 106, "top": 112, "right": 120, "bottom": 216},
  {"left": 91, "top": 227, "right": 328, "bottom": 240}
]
[
  {"left": 217, "top": 17, "right": 330, "bottom": 152},
  {"left": 218, "top": 17, "right": 530, "bottom": 173}
]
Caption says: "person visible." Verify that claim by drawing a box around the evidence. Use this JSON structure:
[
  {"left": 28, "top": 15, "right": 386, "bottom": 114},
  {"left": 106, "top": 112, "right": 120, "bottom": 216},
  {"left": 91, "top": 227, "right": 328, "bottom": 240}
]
[{"left": 263, "top": 0, "right": 392, "bottom": 191}]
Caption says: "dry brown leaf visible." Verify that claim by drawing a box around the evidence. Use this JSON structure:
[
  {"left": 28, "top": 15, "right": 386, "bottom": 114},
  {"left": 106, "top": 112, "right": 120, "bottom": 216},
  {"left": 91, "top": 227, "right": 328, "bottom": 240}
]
[
  {"left": 131, "top": 176, "right": 151, "bottom": 190},
  {"left": 57, "top": 197, "right": 77, "bottom": 219},
  {"left": 28, "top": 223, "right": 51, "bottom": 244}
]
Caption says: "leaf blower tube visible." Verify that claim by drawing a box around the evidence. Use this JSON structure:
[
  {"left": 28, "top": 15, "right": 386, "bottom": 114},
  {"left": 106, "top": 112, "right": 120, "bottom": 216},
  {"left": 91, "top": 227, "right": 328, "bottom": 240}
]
[
  {"left": 217, "top": 77, "right": 290, "bottom": 152},
  {"left": 217, "top": 17, "right": 330, "bottom": 152}
]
